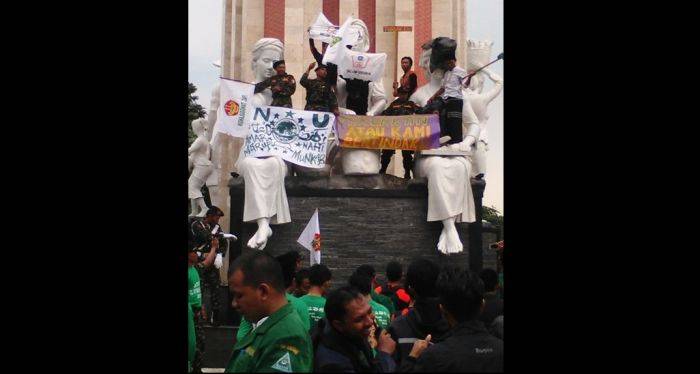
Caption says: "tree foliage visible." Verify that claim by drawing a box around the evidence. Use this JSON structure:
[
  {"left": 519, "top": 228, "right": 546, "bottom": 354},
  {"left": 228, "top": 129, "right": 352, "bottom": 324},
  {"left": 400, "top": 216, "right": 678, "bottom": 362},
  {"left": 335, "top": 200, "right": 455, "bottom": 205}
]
[
  {"left": 482, "top": 205, "right": 504, "bottom": 228},
  {"left": 188, "top": 82, "right": 206, "bottom": 146}
]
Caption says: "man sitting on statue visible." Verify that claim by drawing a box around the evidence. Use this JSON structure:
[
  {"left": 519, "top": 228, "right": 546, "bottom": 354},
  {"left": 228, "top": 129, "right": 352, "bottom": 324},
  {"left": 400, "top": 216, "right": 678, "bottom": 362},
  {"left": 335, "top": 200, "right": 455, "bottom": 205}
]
[
  {"left": 427, "top": 56, "right": 470, "bottom": 146},
  {"left": 254, "top": 60, "right": 296, "bottom": 108},
  {"left": 309, "top": 38, "right": 338, "bottom": 92},
  {"left": 379, "top": 87, "right": 420, "bottom": 179}
]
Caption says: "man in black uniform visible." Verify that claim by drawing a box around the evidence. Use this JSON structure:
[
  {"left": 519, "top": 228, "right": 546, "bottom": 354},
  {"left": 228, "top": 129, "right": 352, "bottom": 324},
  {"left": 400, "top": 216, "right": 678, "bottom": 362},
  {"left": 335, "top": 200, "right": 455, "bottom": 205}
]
[
  {"left": 300, "top": 62, "right": 339, "bottom": 116},
  {"left": 254, "top": 60, "right": 296, "bottom": 108},
  {"left": 378, "top": 89, "right": 420, "bottom": 179},
  {"left": 190, "top": 206, "right": 226, "bottom": 326}
]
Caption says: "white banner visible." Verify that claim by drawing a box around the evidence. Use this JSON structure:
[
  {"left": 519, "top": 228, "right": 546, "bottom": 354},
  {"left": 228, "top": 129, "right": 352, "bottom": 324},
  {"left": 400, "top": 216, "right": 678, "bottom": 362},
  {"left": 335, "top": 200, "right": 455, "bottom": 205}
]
[
  {"left": 213, "top": 79, "right": 255, "bottom": 138},
  {"left": 322, "top": 16, "right": 357, "bottom": 66},
  {"left": 338, "top": 50, "right": 387, "bottom": 82},
  {"left": 297, "top": 209, "right": 321, "bottom": 265},
  {"left": 242, "top": 106, "right": 335, "bottom": 168},
  {"left": 308, "top": 12, "right": 338, "bottom": 44}
]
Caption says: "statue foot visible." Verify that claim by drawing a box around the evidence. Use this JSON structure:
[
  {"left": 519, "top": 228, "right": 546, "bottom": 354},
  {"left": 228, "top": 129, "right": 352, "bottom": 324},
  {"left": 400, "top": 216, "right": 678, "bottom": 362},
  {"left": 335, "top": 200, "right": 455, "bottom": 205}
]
[
  {"left": 437, "top": 228, "right": 448, "bottom": 254},
  {"left": 247, "top": 219, "right": 273, "bottom": 250},
  {"left": 444, "top": 223, "right": 463, "bottom": 254}
]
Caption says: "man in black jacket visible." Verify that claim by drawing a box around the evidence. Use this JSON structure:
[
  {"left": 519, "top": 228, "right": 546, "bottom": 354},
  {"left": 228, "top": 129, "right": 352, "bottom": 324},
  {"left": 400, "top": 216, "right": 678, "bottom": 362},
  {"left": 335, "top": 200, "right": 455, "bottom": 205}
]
[
  {"left": 400, "top": 265, "right": 503, "bottom": 372},
  {"left": 478, "top": 268, "right": 503, "bottom": 327},
  {"left": 388, "top": 259, "right": 450, "bottom": 367},
  {"left": 313, "top": 286, "right": 397, "bottom": 372}
]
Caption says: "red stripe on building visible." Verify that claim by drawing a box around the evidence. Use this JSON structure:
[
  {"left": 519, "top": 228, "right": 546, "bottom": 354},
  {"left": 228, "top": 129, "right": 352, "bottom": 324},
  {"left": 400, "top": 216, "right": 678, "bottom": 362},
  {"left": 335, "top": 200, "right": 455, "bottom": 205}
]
[
  {"left": 264, "top": 0, "right": 285, "bottom": 41},
  {"left": 358, "top": 0, "right": 376, "bottom": 53},
  {"left": 414, "top": 0, "right": 431, "bottom": 87},
  {"left": 323, "top": 0, "right": 340, "bottom": 26}
]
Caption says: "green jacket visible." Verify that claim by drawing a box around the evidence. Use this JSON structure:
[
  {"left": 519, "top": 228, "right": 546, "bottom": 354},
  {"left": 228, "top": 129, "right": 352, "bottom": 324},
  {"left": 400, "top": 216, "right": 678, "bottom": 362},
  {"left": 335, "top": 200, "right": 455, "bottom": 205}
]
[
  {"left": 237, "top": 293, "right": 310, "bottom": 341},
  {"left": 226, "top": 302, "right": 313, "bottom": 373}
]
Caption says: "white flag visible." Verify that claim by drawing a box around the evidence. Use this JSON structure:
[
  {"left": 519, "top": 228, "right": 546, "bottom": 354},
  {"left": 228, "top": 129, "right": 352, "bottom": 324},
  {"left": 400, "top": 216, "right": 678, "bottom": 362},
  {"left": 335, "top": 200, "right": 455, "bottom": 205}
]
[
  {"left": 322, "top": 16, "right": 357, "bottom": 66},
  {"left": 213, "top": 78, "right": 255, "bottom": 138},
  {"left": 297, "top": 209, "right": 321, "bottom": 265},
  {"left": 308, "top": 12, "right": 338, "bottom": 44},
  {"left": 337, "top": 50, "right": 387, "bottom": 82}
]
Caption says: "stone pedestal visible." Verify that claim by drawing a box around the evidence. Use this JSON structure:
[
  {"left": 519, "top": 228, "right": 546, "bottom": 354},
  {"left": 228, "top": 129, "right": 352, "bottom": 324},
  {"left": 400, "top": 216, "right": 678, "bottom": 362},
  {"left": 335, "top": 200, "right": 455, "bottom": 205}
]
[{"left": 228, "top": 174, "right": 485, "bottom": 284}]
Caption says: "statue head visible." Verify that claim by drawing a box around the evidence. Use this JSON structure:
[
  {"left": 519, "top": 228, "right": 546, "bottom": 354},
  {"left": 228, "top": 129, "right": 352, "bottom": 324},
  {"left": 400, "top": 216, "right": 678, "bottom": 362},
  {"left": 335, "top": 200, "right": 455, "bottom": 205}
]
[
  {"left": 347, "top": 18, "right": 370, "bottom": 52},
  {"left": 192, "top": 118, "right": 208, "bottom": 138},
  {"left": 466, "top": 39, "right": 493, "bottom": 94},
  {"left": 251, "top": 38, "right": 285, "bottom": 83}
]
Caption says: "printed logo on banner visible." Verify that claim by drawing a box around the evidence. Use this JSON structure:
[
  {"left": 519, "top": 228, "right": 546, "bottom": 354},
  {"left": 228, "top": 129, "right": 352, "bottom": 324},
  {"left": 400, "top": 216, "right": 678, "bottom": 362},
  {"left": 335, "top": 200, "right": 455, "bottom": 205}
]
[
  {"left": 352, "top": 55, "right": 369, "bottom": 69},
  {"left": 224, "top": 100, "right": 240, "bottom": 116}
]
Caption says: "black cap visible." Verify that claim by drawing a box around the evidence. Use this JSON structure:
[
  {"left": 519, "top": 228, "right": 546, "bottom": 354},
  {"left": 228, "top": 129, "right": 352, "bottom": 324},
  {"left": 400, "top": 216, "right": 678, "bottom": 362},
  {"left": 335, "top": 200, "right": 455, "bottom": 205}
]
[
  {"left": 273, "top": 60, "right": 286, "bottom": 69},
  {"left": 206, "top": 206, "right": 224, "bottom": 217},
  {"left": 315, "top": 64, "right": 327, "bottom": 71}
]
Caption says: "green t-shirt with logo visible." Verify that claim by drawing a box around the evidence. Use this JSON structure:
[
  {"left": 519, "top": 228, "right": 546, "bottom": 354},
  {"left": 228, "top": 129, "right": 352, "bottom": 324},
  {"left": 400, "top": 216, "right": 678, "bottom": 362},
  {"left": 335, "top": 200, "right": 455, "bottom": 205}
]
[
  {"left": 299, "top": 294, "right": 326, "bottom": 331},
  {"left": 371, "top": 289, "right": 395, "bottom": 316},
  {"left": 188, "top": 265, "right": 202, "bottom": 309},
  {"left": 369, "top": 299, "right": 391, "bottom": 330}
]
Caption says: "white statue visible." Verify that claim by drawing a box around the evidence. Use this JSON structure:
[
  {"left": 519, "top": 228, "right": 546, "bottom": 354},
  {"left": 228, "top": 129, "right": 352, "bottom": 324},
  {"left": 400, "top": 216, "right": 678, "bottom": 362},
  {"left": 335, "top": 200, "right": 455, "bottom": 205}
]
[
  {"left": 188, "top": 118, "right": 214, "bottom": 217},
  {"left": 235, "top": 38, "right": 290, "bottom": 250},
  {"left": 411, "top": 39, "right": 481, "bottom": 255},
  {"left": 333, "top": 18, "right": 387, "bottom": 175},
  {"left": 465, "top": 40, "right": 503, "bottom": 179}
]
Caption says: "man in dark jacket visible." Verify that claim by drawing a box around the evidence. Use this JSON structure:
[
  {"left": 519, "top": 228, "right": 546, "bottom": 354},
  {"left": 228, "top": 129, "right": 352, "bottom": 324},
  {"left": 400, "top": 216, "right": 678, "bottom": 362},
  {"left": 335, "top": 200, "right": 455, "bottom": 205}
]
[
  {"left": 313, "top": 286, "right": 397, "bottom": 372},
  {"left": 387, "top": 259, "right": 450, "bottom": 367},
  {"left": 400, "top": 265, "right": 503, "bottom": 372},
  {"left": 478, "top": 268, "right": 503, "bottom": 327}
]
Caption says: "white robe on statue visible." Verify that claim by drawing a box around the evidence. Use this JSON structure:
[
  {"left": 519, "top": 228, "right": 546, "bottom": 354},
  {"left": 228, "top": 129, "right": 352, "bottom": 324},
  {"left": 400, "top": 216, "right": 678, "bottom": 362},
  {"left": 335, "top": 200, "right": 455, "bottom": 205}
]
[{"left": 234, "top": 91, "right": 291, "bottom": 225}]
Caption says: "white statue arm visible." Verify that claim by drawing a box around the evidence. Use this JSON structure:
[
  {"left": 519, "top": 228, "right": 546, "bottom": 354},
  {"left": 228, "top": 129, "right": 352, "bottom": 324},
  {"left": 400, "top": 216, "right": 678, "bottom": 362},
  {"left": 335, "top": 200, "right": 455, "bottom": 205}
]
[
  {"left": 482, "top": 68, "right": 503, "bottom": 104},
  {"left": 461, "top": 98, "right": 480, "bottom": 149},
  {"left": 366, "top": 81, "right": 387, "bottom": 116}
]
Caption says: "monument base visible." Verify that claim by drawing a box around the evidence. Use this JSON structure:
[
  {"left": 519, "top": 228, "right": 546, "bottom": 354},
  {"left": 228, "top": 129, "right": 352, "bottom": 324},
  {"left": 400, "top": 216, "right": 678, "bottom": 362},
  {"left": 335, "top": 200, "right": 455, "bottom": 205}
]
[{"left": 228, "top": 174, "right": 485, "bottom": 284}]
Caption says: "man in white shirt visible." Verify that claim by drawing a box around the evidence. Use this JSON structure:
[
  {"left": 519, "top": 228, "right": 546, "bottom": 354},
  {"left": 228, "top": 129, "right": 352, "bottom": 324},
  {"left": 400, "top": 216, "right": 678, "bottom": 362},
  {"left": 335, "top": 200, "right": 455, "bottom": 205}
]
[{"left": 427, "top": 59, "right": 470, "bottom": 145}]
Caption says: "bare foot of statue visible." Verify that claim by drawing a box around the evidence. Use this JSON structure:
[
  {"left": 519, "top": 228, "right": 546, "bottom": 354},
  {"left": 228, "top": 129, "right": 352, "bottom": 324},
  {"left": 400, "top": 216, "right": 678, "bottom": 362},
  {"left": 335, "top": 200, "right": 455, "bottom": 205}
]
[
  {"left": 247, "top": 218, "right": 273, "bottom": 250},
  {"left": 439, "top": 217, "right": 463, "bottom": 254},
  {"left": 437, "top": 228, "right": 448, "bottom": 254}
]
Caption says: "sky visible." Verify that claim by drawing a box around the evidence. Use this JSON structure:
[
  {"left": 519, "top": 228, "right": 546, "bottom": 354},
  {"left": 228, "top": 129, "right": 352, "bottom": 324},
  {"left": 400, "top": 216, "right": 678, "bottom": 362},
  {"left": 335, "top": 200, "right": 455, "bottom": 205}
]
[{"left": 189, "top": 0, "right": 504, "bottom": 214}]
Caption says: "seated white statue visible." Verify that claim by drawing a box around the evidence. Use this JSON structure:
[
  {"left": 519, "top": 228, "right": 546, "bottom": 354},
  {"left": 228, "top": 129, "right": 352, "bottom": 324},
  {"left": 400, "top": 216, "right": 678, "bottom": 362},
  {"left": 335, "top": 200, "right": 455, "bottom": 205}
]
[
  {"left": 235, "top": 38, "right": 291, "bottom": 250},
  {"left": 188, "top": 118, "right": 214, "bottom": 217},
  {"left": 333, "top": 18, "right": 387, "bottom": 175},
  {"left": 410, "top": 40, "right": 481, "bottom": 255}
]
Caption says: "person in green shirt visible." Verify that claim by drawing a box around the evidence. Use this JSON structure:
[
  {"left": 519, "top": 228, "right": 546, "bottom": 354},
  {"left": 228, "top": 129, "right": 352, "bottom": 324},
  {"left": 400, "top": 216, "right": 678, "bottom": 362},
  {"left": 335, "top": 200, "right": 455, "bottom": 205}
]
[
  {"left": 188, "top": 236, "right": 218, "bottom": 373},
  {"left": 236, "top": 251, "right": 310, "bottom": 341},
  {"left": 348, "top": 272, "right": 391, "bottom": 330},
  {"left": 299, "top": 264, "right": 332, "bottom": 332},
  {"left": 226, "top": 251, "right": 313, "bottom": 373},
  {"left": 356, "top": 265, "right": 396, "bottom": 318}
]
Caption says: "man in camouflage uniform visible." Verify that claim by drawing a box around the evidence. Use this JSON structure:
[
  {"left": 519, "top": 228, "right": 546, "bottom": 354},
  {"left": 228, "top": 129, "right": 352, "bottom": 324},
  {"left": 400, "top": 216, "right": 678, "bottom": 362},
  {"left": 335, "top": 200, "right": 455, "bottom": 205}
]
[
  {"left": 379, "top": 89, "right": 421, "bottom": 179},
  {"left": 254, "top": 60, "right": 296, "bottom": 108},
  {"left": 300, "top": 62, "right": 340, "bottom": 116},
  {"left": 189, "top": 230, "right": 219, "bottom": 373},
  {"left": 190, "top": 206, "right": 226, "bottom": 326}
]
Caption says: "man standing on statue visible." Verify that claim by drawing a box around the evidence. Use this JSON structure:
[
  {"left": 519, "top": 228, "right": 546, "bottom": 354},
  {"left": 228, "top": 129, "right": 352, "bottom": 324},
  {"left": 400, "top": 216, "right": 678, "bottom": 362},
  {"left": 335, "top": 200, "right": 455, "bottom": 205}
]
[
  {"left": 392, "top": 56, "right": 418, "bottom": 98},
  {"left": 379, "top": 88, "right": 420, "bottom": 178},
  {"left": 300, "top": 62, "right": 340, "bottom": 117},
  {"left": 254, "top": 60, "right": 296, "bottom": 108}
]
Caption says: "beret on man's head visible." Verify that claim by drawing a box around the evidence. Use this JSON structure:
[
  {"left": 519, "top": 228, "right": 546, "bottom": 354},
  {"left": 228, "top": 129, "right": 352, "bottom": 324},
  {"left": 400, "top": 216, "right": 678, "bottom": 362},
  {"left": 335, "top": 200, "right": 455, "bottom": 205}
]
[
  {"left": 273, "top": 60, "right": 286, "bottom": 69},
  {"left": 315, "top": 64, "right": 327, "bottom": 71}
]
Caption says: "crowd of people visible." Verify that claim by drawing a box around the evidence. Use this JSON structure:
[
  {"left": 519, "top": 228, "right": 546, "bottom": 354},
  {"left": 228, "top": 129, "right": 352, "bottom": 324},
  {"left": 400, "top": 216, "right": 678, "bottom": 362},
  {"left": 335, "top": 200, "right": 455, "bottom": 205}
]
[{"left": 188, "top": 207, "right": 504, "bottom": 372}]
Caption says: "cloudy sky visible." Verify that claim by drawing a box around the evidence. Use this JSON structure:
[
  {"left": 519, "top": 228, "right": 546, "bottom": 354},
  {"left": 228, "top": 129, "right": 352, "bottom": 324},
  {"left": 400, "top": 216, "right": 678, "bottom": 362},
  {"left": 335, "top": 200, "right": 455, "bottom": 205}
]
[{"left": 189, "top": 0, "right": 504, "bottom": 213}]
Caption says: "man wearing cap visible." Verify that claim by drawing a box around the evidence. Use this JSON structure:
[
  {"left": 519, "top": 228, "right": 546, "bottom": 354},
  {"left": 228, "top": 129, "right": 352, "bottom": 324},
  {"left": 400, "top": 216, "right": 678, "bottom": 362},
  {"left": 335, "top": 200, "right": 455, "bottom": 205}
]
[
  {"left": 254, "top": 60, "right": 296, "bottom": 108},
  {"left": 190, "top": 205, "right": 227, "bottom": 326},
  {"left": 300, "top": 62, "right": 340, "bottom": 116},
  {"left": 427, "top": 56, "right": 470, "bottom": 146}
]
